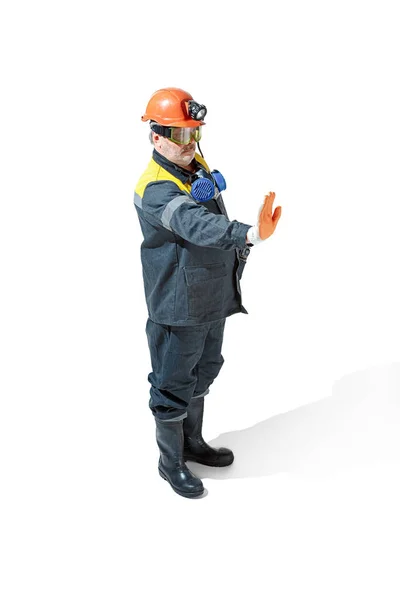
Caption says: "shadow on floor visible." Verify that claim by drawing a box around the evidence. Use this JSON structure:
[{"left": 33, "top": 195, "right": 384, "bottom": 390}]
[{"left": 188, "top": 362, "right": 400, "bottom": 480}]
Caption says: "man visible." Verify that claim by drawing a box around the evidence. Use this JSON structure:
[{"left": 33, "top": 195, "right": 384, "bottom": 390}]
[{"left": 134, "top": 88, "right": 281, "bottom": 498}]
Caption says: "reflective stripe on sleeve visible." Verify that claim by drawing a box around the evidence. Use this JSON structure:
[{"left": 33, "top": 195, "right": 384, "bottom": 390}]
[
  {"left": 133, "top": 192, "right": 142, "bottom": 208},
  {"left": 161, "top": 194, "right": 195, "bottom": 231}
]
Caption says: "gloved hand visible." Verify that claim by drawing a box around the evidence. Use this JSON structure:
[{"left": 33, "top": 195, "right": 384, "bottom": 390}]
[{"left": 246, "top": 192, "right": 282, "bottom": 245}]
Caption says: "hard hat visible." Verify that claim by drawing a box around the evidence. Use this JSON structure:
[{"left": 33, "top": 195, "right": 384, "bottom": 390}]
[{"left": 141, "top": 87, "right": 206, "bottom": 127}]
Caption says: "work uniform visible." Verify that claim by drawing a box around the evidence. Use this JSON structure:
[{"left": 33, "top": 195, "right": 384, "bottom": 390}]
[{"left": 134, "top": 149, "right": 252, "bottom": 421}]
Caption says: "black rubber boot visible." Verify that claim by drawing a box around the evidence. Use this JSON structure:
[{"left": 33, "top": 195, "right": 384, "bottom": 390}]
[
  {"left": 183, "top": 397, "right": 234, "bottom": 467},
  {"left": 155, "top": 418, "right": 204, "bottom": 498}
]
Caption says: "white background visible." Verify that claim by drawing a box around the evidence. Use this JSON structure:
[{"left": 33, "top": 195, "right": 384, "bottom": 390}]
[{"left": 1, "top": 0, "right": 400, "bottom": 598}]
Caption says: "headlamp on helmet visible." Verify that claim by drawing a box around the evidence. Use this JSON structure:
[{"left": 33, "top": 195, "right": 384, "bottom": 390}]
[{"left": 188, "top": 100, "right": 207, "bottom": 121}]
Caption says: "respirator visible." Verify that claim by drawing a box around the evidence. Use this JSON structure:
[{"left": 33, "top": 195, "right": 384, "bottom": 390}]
[{"left": 190, "top": 169, "right": 227, "bottom": 203}]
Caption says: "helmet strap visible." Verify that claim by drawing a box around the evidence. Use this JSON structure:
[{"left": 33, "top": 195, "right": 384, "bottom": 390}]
[{"left": 150, "top": 122, "right": 173, "bottom": 138}]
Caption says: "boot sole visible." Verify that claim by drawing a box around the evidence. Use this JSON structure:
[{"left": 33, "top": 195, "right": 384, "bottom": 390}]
[
  {"left": 183, "top": 454, "right": 234, "bottom": 467},
  {"left": 158, "top": 468, "right": 204, "bottom": 499}
]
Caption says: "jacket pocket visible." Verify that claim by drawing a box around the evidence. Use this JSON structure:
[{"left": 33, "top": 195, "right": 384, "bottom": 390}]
[{"left": 183, "top": 263, "right": 227, "bottom": 318}]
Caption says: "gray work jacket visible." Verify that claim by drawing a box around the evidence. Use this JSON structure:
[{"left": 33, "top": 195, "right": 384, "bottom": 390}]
[{"left": 134, "top": 149, "right": 252, "bottom": 325}]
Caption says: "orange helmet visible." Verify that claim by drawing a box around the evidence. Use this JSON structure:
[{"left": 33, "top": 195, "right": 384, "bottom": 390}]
[{"left": 141, "top": 87, "right": 206, "bottom": 127}]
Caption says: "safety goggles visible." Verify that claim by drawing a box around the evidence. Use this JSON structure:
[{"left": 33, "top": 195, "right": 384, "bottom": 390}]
[{"left": 168, "top": 126, "right": 202, "bottom": 145}]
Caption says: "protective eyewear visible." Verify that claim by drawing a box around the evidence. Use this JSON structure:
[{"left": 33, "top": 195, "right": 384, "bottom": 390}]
[{"left": 169, "top": 126, "right": 202, "bottom": 145}]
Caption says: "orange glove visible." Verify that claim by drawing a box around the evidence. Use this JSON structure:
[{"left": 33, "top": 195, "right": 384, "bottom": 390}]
[
  {"left": 259, "top": 192, "right": 282, "bottom": 239},
  {"left": 246, "top": 192, "right": 282, "bottom": 245}
]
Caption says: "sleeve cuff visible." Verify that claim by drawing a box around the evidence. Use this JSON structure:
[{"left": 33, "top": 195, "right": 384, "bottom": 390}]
[{"left": 246, "top": 225, "right": 263, "bottom": 245}]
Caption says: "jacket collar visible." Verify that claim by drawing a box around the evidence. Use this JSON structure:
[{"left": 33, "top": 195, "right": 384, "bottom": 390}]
[{"left": 152, "top": 149, "right": 197, "bottom": 184}]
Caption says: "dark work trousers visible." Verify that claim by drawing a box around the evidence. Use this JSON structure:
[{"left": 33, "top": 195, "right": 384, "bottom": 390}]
[{"left": 145, "top": 318, "right": 226, "bottom": 422}]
